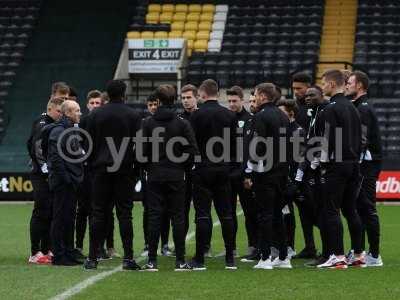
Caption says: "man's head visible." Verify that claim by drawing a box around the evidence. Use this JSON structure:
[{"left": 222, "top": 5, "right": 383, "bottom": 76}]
[
  {"left": 249, "top": 91, "right": 257, "bottom": 114},
  {"left": 321, "top": 69, "right": 345, "bottom": 97},
  {"left": 68, "top": 86, "right": 78, "bottom": 101},
  {"left": 146, "top": 93, "right": 158, "bottom": 114},
  {"left": 181, "top": 84, "right": 198, "bottom": 112},
  {"left": 198, "top": 79, "right": 218, "bottom": 102},
  {"left": 341, "top": 69, "right": 352, "bottom": 86},
  {"left": 106, "top": 80, "right": 126, "bottom": 102},
  {"left": 292, "top": 72, "right": 312, "bottom": 102},
  {"left": 345, "top": 71, "right": 369, "bottom": 100},
  {"left": 277, "top": 99, "right": 298, "bottom": 122},
  {"left": 51, "top": 82, "right": 70, "bottom": 100},
  {"left": 155, "top": 84, "right": 176, "bottom": 106},
  {"left": 86, "top": 90, "right": 103, "bottom": 111},
  {"left": 61, "top": 100, "right": 81, "bottom": 123},
  {"left": 305, "top": 86, "right": 324, "bottom": 107},
  {"left": 227, "top": 85, "right": 244, "bottom": 113},
  {"left": 47, "top": 97, "right": 64, "bottom": 121},
  {"left": 254, "top": 82, "right": 276, "bottom": 107}
]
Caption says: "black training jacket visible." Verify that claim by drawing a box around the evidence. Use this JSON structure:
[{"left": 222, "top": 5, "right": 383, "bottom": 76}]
[
  {"left": 27, "top": 113, "right": 54, "bottom": 175},
  {"left": 295, "top": 98, "right": 311, "bottom": 132},
  {"left": 85, "top": 101, "right": 141, "bottom": 174},
  {"left": 142, "top": 105, "right": 199, "bottom": 182},
  {"left": 352, "top": 94, "right": 383, "bottom": 162},
  {"left": 318, "top": 93, "right": 362, "bottom": 163},
  {"left": 246, "top": 102, "right": 290, "bottom": 177},
  {"left": 190, "top": 100, "right": 236, "bottom": 168}
]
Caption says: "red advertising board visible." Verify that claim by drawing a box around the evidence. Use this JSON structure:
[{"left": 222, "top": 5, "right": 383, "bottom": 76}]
[{"left": 377, "top": 171, "right": 400, "bottom": 200}]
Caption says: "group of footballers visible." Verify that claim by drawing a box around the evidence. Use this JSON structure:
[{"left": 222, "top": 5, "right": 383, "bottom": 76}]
[{"left": 27, "top": 68, "right": 383, "bottom": 271}]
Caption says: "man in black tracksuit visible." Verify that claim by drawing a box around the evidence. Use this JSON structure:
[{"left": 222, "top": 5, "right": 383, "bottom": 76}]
[
  {"left": 317, "top": 69, "right": 363, "bottom": 269},
  {"left": 346, "top": 71, "right": 383, "bottom": 266},
  {"left": 299, "top": 86, "right": 331, "bottom": 266},
  {"left": 44, "top": 100, "right": 84, "bottom": 266},
  {"left": 190, "top": 79, "right": 237, "bottom": 270},
  {"left": 84, "top": 80, "right": 142, "bottom": 270},
  {"left": 27, "top": 98, "right": 64, "bottom": 263},
  {"left": 141, "top": 85, "right": 199, "bottom": 271},
  {"left": 244, "top": 83, "right": 291, "bottom": 269},
  {"left": 226, "top": 86, "right": 255, "bottom": 258}
]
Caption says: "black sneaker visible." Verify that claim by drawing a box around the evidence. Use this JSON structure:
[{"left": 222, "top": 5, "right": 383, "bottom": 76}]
[
  {"left": 304, "top": 256, "right": 327, "bottom": 267},
  {"left": 175, "top": 261, "right": 192, "bottom": 272},
  {"left": 97, "top": 248, "right": 111, "bottom": 261},
  {"left": 83, "top": 259, "right": 98, "bottom": 270},
  {"left": 53, "top": 258, "right": 79, "bottom": 267},
  {"left": 293, "top": 248, "right": 317, "bottom": 259},
  {"left": 122, "top": 259, "right": 142, "bottom": 271},
  {"left": 240, "top": 251, "right": 260, "bottom": 263},
  {"left": 141, "top": 261, "right": 158, "bottom": 272},
  {"left": 188, "top": 259, "right": 206, "bottom": 271}
]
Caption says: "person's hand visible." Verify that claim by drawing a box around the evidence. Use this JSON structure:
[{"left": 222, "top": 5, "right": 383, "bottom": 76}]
[{"left": 243, "top": 178, "right": 253, "bottom": 190}]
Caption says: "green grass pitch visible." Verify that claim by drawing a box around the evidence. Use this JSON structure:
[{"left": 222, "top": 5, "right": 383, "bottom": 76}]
[{"left": 0, "top": 203, "right": 399, "bottom": 300}]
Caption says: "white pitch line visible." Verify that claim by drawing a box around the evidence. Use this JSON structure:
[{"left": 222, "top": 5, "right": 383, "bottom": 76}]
[{"left": 51, "top": 209, "right": 244, "bottom": 300}]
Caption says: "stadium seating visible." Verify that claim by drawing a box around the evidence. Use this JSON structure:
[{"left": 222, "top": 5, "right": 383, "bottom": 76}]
[
  {"left": 354, "top": 0, "right": 400, "bottom": 98},
  {"left": 185, "top": 0, "right": 324, "bottom": 88},
  {"left": 0, "top": 0, "right": 41, "bottom": 142}
]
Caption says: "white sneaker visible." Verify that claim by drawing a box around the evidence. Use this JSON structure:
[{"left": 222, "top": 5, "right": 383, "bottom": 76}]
[
  {"left": 346, "top": 250, "right": 366, "bottom": 268},
  {"left": 317, "top": 255, "right": 348, "bottom": 269},
  {"left": 287, "top": 247, "right": 296, "bottom": 259},
  {"left": 28, "top": 251, "right": 44, "bottom": 264},
  {"left": 253, "top": 257, "right": 274, "bottom": 270},
  {"left": 271, "top": 257, "right": 293, "bottom": 269},
  {"left": 365, "top": 253, "right": 383, "bottom": 267},
  {"left": 270, "top": 247, "right": 279, "bottom": 260}
]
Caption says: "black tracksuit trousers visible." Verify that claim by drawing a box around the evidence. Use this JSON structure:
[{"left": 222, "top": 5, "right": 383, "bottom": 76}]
[
  {"left": 193, "top": 166, "right": 234, "bottom": 264},
  {"left": 147, "top": 181, "right": 186, "bottom": 263},
  {"left": 51, "top": 184, "right": 77, "bottom": 263},
  {"left": 357, "top": 161, "right": 381, "bottom": 257},
  {"left": 30, "top": 174, "right": 52, "bottom": 255},
  {"left": 89, "top": 173, "right": 134, "bottom": 260},
  {"left": 320, "top": 163, "right": 363, "bottom": 256}
]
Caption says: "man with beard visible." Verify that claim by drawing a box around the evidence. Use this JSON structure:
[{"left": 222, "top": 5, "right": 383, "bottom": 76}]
[
  {"left": 345, "top": 71, "right": 383, "bottom": 267},
  {"left": 292, "top": 72, "right": 312, "bottom": 131}
]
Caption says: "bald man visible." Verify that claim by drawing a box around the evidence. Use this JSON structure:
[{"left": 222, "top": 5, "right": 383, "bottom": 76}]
[{"left": 43, "top": 100, "right": 84, "bottom": 266}]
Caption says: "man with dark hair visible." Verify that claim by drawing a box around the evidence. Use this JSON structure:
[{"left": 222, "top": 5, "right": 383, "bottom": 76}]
[
  {"left": 146, "top": 93, "right": 159, "bottom": 116},
  {"left": 249, "top": 91, "right": 257, "bottom": 114},
  {"left": 75, "top": 89, "right": 118, "bottom": 260},
  {"left": 44, "top": 100, "right": 84, "bottom": 266},
  {"left": 84, "top": 80, "right": 142, "bottom": 270},
  {"left": 189, "top": 79, "right": 237, "bottom": 270},
  {"left": 244, "top": 82, "right": 292, "bottom": 270},
  {"left": 27, "top": 97, "right": 64, "bottom": 264},
  {"left": 141, "top": 84, "right": 198, "bottom": 271},
  {"left": 141, "top": 92, "right": 173, "bottom": 257},
  {"left": 346, "top": 71, "right": 383, "bottom": 267},
  {"left": 226, "top": 85, "right": 256, "bottom": 259},
  {"left": 292, "top": 72, "right": 312, "bottom": 131},
  {"left": 316, "top": 69, "right": 363, "bottom": 269}
]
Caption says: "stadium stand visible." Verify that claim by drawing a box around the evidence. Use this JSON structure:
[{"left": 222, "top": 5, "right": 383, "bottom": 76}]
[
  {"left": 354, "top": 0, "right": 400, "bottom": 98},
  {"left": 317, "top": 0, "right": 357, "bottom": 81},
  {"left": 0, "top": 0, "right": 131, "bottom": 171},
  {"left": 0, "top": 0, "right": 41, "bottom": 143}
]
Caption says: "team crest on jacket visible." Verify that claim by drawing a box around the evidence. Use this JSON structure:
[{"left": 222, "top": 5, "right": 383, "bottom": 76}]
[{"left": 238, "top": 120, "right": 245, "bottom": 128}]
